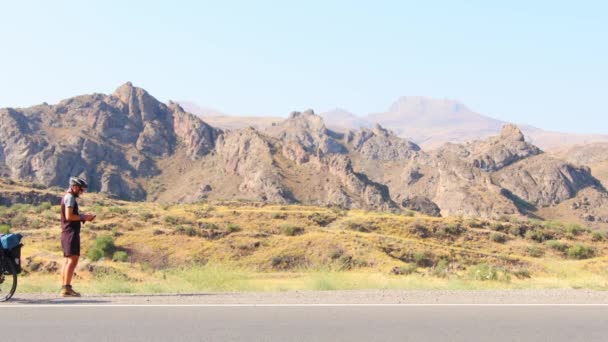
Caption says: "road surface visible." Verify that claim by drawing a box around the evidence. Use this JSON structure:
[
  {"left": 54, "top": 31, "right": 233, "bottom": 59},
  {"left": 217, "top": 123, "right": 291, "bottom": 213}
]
[{"left": 3, "top": 304, "right": 608, "bottom": 341}]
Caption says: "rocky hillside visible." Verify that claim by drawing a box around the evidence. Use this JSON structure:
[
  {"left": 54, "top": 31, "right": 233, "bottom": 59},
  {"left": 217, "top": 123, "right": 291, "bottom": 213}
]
[
  {"left": 0, "top": 82, "right": 219, "bottom": 200},
  {"left": 1, "top": 84, "right": 606, "bottom": 226}
]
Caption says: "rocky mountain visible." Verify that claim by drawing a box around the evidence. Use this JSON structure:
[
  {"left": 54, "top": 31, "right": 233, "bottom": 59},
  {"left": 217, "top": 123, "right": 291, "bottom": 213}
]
[
  {"left": 182, "top": 97, "right": 608, "bottom": 150},
  {"left": 2, "top": 84, "right": 607, "bottom": 227},
  {"left": 551, "top": 143, "right": 608, "bottom": 191},
  {"left": 0, "top": 82, "right": 219, "bottom": 200}
]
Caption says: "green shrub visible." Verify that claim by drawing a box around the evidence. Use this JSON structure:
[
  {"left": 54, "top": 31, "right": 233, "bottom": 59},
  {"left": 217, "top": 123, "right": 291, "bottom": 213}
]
[
  {"left": 164, "top": 216, "right": 180, "bottom": 225},
  {"left": 10, "top": 214, "right": 27, "bottom": 228},
  {"left": 226, "top": 223, "right": 241, "bottom": 233},
  {"left": 391, "top": 263, "right": 417, "bottom": 275},
  {"left": 308, "top": 213, "right": 336, "bottom": 227},
  {"left": 413, "top": 251, "right": 435, "bottom": 267},
  {"left": 490, "top": 223, "right": 507, "bottom": 232},
  {"left": 11, "top": 203, "right": 30, "bottom": 212},
  {"left": 30, "top": 219, "right": 44, "bottom": 229},
  {"left": 489, "top": 232, "right": 508, "bottom": 243},
  {"left": 87, "top": 248, "right": 104, "bottom": 261},
  {"left": 525, "top": 229, "right": 553, "bottom": 243},
  {"left": 592, "top": 232, "right": 605, "bottom": 242},
  {"left": 408, "top": 222, "right": 430, "bottom": 238},
  {"left": 279, "top": 224, "right": 304, "bottom": 236},
  {"left": 565, "top": 224, "right": 588, "bottom": 238},
  {"left": 0, "top": 224, "right": 10, "bottom": 234},
  {"left": 434, "top": 223, "right": 464, "bottom": 238},
  {"left": 112, "top": 251, "right": 128, "bottom": 262},
  {"left": 466, "top": 219, "right": 486, "bottom": 229},
  {"left": 468, "top": 263, "right": 510, "bottom": 282},
  {"left": 345, "top": 221, "right": 377, "bottom": 233},
  {"left": 545, "top": 240, "right": 569, "bottom": 253},
  {"left": 543, "top": 220, "right": 564, "bottom": 231},
  {"left": 139, "top": 212, "right": 154, "bottom": 220},
  {"left": 91, "top": 235, "right": 116, "bottom": 258},
  {"left": 526, "top": 246, "right": 544, "bottom": 258},
  {"left": 431, "top": 259, "right": 450, "bottom": 278},
  {"left": 566, "top": 244, "right": 595, "bottom": 260},
  {"left": 35, "top": 202, "right": 53, "bottom": 213},
  {"left": 508, "top": 225, "right": 526, "bottom": 237},
  {"left": 108, "top": 206, "right": 129, "bottom": 215},
  {"left": 183, "top": 226, "right": 197, "bottom": 237}
]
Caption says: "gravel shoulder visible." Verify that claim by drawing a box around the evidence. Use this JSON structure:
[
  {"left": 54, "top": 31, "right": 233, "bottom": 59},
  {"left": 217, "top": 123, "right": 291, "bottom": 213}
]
[{"left": 5, "top": 289, "right": 608, "bottom": 305}]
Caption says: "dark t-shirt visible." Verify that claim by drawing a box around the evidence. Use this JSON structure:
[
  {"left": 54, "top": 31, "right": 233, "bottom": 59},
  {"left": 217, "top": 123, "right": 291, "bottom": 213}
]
[
  {"left": 60, "top": 192, "right": 81, "bottom": 256},
  {"left": 60, "top": 192, "right": 81, "bottom": 233}
]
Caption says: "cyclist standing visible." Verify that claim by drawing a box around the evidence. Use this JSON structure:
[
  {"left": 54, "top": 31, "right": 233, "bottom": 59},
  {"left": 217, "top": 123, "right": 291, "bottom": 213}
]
[{"left": 60, "top": 176, "right": 95, "bottom": 297}]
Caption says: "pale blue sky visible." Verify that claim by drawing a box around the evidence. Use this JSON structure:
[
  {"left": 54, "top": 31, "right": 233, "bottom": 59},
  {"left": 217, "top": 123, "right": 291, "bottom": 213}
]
[{"left": 1, "top": 1, "right": 606, "bottom": 133}]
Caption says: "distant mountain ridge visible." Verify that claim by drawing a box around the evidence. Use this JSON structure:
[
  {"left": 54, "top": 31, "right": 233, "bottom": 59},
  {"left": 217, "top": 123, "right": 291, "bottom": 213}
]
[
  {"left": 1, "top": 83, "right": 607, "bottom": 228},
  {"left": 181, "top": 97, "right": 608, "bottom": 150}
]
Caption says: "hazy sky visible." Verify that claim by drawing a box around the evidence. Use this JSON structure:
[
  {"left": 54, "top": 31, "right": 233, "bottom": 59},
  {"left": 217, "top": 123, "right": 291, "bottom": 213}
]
[{"left": 1, "top": 1, "right": 606, "bottom": 133}]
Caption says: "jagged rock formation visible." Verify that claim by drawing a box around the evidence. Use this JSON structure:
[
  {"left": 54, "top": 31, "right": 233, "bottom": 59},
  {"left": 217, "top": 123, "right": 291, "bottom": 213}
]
[
  {"left": 346, "top": 124, "right": 420, "bottom": 161},
  {"left": 265, "top": 110, "right": 347, "bottom": 155},
  {"left": 493, "top": 155, "right": 600, "bottom": 206},
  {"left": 0, "top": 82, "right": 220, "bottom": 200},
  {"left": 1, "top": 84, "right": 606, "bottom": 222}
]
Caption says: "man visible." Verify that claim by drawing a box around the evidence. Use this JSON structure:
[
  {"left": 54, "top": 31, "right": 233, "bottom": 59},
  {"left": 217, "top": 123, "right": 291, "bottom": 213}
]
[{"left": 60, "top": 176, "right": 95, "bottom": 297}]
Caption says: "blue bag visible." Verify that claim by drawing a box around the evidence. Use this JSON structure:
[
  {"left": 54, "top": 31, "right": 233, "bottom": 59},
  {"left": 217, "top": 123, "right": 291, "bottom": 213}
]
[{"left": 1, "top": 233, "right": 22, "bottom": 250}]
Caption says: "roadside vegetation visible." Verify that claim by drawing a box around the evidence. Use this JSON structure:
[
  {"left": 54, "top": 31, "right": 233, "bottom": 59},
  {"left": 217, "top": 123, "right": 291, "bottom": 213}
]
[{"left": 2, "top": 177, "right": 608, "bottom": 293}]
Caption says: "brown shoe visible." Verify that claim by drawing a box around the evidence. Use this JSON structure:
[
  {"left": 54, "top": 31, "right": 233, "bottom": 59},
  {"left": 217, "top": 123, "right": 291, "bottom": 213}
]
[{"left": 60, "top": 285, "right": 81, "bottom": 297}]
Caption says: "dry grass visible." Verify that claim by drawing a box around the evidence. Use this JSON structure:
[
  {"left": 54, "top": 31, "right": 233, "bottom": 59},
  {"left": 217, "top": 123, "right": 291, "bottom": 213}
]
[{"left": 2, "top": 177, "right": 608, "bottom": 293}]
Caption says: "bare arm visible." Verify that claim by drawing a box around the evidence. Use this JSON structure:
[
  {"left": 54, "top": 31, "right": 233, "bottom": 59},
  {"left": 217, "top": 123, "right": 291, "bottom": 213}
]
[{"left": 65, "top": 207, "right": 93, "bottom": 222}]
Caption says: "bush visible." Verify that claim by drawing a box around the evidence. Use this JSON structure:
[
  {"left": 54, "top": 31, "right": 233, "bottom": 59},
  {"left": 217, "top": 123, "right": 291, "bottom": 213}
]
[
  {"left": 36, "top": 202, "right": 53, "bottom": 213},
  {"left": 108, "top": 206, "right": 129, "bottom": 215},
  {"left": 545, "top": 240, "right": 569, "bottom": 253},
  {"left": 431, "top": 259, "right": 450, "bottom": 278},
  {"left": 391, "top": 263, "right": 417, "bottom": 275},
  {"left": 565, "top": 224, "right": 587, "bottom": 238},
  {"left": 89, "top": 235, "right": 116, "bottom": 260},
  {"left": 566, "top": 244, "right": 595, "bottom": 260},
  {"left": 490, "top": 223, "right": 507, "bottom": 232},
  {"left": 489, "top": 232, "right": 508, "bottom": 243},
  {"left": 279, "top": 225, "right": 304, "bottom": 236},
  {"left": 87, "top": 248, "right": 104, "bottom": 262},
  {"left": 10, "top": 214, "right": 27, "bottom": 228},
  {"left": 226, "top": 223, "right": 241, "bottom": 233},
  {"left": 139, "top": 212, "right": 154, "bottom": 220},
  {"left": 345, "top": 221, "right": 377, "bottom": 233},
  {"left": 164, "top": 216, "right": 180, "bottom": 225},
  {"left": 508, "top": 225, "right": 526, "bottom": 237},
  {"left": 0, "top": 224, "right": 10, "bottom": 234},
  {"left": 526, "top": 246, "right": 544, "bottom": 258},
  {"left": 408, "top": 222, "right": 430, "bottom": 238},
  {"left": 112, "top": 251, "right": 128, "bottom": 262},
  {"left": 525, "top": 229, "right": 553, "bottom": 243},
  {"left": 308, "top": 213, "right": 336, "bottom": 227},
  {"left": 413, "top": 251, "right": 435, "bottom": 267},
  {"left": 30, "top": 219, "right": 44, "bottom": 229},
  {"left": 466, "top": 219, "right": 487, "bottom": 229},
  {"left": 468, "top": 263, "right": 510, "bottom": 282},
  {"left": 434, "top": 223, "right": 464, "bottom": 238},
  {"left": 592, "top": 232, "right": 605, "bottom": 242}
]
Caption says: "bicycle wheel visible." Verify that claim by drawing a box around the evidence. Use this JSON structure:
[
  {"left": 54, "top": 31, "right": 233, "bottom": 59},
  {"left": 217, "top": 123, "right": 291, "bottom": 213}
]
[{"left": 0, "top": 257, "right": 18, "bottom": 302}]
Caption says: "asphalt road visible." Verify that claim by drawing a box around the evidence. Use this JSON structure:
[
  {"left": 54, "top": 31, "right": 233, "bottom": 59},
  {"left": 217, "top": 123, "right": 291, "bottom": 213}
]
[{"left": 2, "top": 305, "right": 608, "bottom": 341}]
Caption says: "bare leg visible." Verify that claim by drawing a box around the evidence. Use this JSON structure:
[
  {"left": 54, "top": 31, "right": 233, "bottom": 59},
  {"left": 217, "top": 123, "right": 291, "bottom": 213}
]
[
  {"left": 62, "top": 257, "right": 69, "bottom": 285},
  {"left": 64, "top": 256, "right": 79, "bottom": 286}
]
